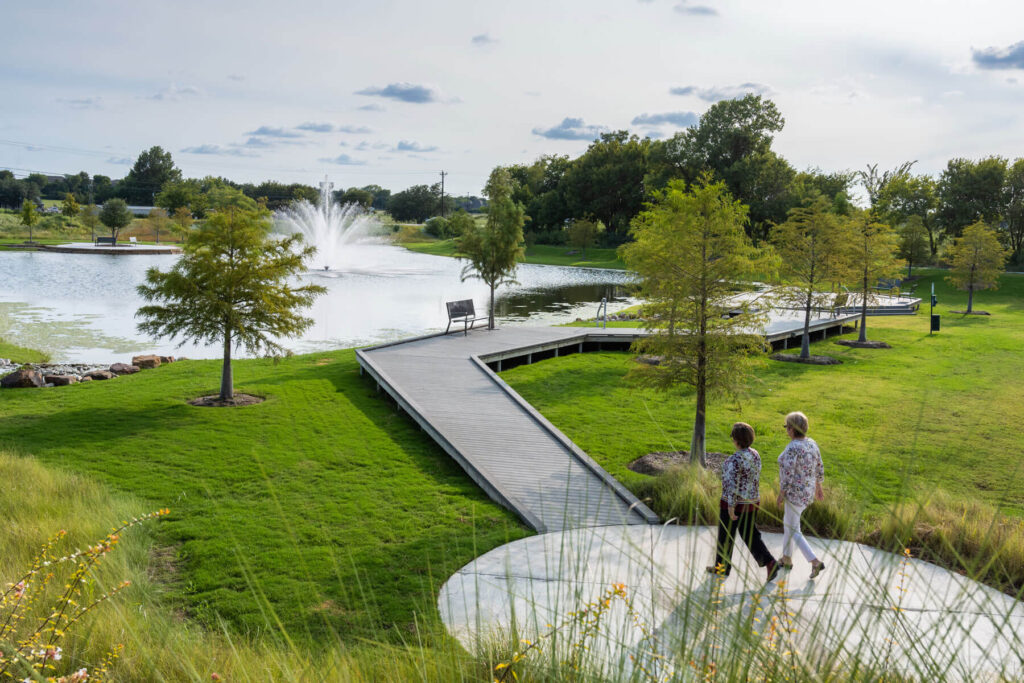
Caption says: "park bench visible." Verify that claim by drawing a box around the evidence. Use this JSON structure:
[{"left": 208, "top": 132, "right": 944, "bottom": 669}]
[
  {"left": 873, "top": 278, "right": 899, "bottom": 295},
  {"left": 129, "top": 236, "right": 138, "bottom": 246},
  {"left": 445, "top": 299, "right": 487, "bottom": 335},
  {"left": 830, "top": 291, "right": 850, "bottom": 318},
  {"left": 897, "top": 281, "right": 918, "bottom": 300},
  {"left": 95, "top": 236, "right": 116, "bottom": 246}
]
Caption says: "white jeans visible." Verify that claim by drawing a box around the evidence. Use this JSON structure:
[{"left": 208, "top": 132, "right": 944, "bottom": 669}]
[{"left": 782, "top": 500, "right": 818, "bottom": 562}]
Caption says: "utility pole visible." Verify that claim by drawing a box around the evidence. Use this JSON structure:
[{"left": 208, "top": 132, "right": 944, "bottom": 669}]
[{"left": 439, "top": 170, "right": 447, "bottom": 218}]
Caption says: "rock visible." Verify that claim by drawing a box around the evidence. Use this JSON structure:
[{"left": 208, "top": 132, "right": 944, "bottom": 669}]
[
  {"left": 109, "top": 363, "right": 140, "bottom": 375},
  {"left": 44, "top": 375, "right": 78, "bottom": 386},
  {"left": 158, "top": 355, "right": 175, "bottom": 364},
  {"left": 83, "top": 370, "right": 114, "bottom": 381},
  {"left": 1, "top": 369, "right": 45, "bottom": 388},
  {"left": 131, "top": 354, "right": 161, "bottom": 369},
  {"left": 80, "top": 376, "right": 92, "bottom": 382},
  {"left": 835, "top": 340, "right": 891, "bottom": 349}
]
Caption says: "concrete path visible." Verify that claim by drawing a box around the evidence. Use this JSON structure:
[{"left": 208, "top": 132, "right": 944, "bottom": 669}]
[{"left": 439, "top": 525, "right": 1024, "bottom": 680}]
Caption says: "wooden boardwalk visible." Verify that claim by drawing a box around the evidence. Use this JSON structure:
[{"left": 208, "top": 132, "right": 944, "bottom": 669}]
[{"left": 356, "top": 327, "right": 660, "bottom": 532}]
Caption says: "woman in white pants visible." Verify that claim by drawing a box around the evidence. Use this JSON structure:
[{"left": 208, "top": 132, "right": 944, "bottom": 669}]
[{"left": 777, "top": 411, "right": 826, "bottom": 578}]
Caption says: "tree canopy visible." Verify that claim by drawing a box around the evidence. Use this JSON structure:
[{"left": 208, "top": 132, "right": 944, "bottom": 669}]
[
  {"left": 136, "top": 208, "right": 326, "bottom": 400},
  {"left": 621, "top": 177, "right": 768, "bottom": 466},
  {"left": 456, "top": 168, "right": 525, "bottom": 329},
  {"left": 946, "top": 221, "right": 1009, "bottom": 314},
  {"left": 99, "top": 198, "right": 133, "bottom": 242},
  {"left": 123, "top": 146, "right": 182, "bottom": 204}
]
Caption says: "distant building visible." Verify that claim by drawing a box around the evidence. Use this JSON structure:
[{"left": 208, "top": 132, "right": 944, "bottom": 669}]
[{"left": 125, "top": 205, "right": 156, "bottom": 217}]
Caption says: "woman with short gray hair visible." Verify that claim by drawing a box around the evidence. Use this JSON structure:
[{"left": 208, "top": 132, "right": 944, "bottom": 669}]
[{"left": 777, "top": 411, "right": 826, "bottom": 578}]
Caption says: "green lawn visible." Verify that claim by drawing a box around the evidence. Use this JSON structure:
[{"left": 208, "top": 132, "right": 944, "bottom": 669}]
[
  {"left": 0, "top": 350, "right": 528, "bottom": 643},
  {"left": 502, "top": 269, "right": 1024, "bottom": 518},
  {"left": 399, "top": 235, "right": 626, "bottom": 269},
  {"left": 0, "top": 337, "right": 49, "bottom": 362}
]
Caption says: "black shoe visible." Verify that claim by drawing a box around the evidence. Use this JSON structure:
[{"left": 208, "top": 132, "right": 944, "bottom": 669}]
[
  {"left": 766, "top": 560, "right": 780, "bottom": 582},
  {"left": 810, "top": 560, "right": 826, "bottom": 579}
]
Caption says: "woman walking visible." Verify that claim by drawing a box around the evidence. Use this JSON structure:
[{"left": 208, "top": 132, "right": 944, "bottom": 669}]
[
  {"left": 777, "top": 411, "right": 826, "bottom": 578},
  {"left": 707, "top": 422, "right": 780, "bottom": 582}
]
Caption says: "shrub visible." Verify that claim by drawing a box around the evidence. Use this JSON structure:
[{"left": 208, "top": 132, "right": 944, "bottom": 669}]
[{"left": 424, "top": 216, "right": 451, "bottom": 238}]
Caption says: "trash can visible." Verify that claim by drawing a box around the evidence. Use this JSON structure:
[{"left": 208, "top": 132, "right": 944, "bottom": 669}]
[{"left": 930, "top": 314, "right": 940, "bottom": 332}]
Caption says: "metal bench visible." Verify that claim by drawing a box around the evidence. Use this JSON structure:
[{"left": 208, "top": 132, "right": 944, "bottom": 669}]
[
  {"left": 445, "top": 299, "right": 486, "bottom": 335},
  {"left": 95, "top": 236, "right": 116, "bottom": 246},
  {"left": 129, "top": 236, "right": 138, "bottom": 246}
]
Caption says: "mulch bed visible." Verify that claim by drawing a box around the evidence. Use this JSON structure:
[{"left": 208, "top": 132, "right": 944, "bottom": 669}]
[
  {"left": 950, "top": 310, "right": 991, "bottom": 315},
  {"left": 188, "top": 393, "right": 265, "bottom": 407},
  {"left": 834, "top": 340, "right": 892, "bottom": 349},
  {"left": 769, "top": 353, "right": 842, "bottom": 365},
  {"left": 628, "top": 450, "right": 727, "bottom": 477}
]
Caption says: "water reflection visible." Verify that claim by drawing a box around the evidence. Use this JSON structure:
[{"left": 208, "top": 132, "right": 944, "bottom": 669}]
[{"left": 0, "top": 246, "right": 635, "bottom": 362}]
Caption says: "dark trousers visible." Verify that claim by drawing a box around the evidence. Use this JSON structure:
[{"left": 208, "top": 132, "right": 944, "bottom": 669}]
[{"left": 714, "top": 502, "right": 775, "bottom": 575}]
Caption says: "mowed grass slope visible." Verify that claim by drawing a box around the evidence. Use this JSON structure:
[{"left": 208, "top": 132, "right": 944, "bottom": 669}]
[
  {"left": 501, "top": 270, "right": 1024, "bottom": 517},
  {"left": 0, "top": 350, "right": 529, "bottom": 643}
]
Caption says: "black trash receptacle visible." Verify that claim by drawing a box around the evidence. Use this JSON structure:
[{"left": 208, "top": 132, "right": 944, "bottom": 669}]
[{"left": 930, "top": 314, "right": 940, "bottom": 332}]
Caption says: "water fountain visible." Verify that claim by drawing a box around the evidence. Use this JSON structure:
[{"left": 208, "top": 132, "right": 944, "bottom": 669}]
[{"left": 274, "top": 177, "right": 382, "bottom": 272}]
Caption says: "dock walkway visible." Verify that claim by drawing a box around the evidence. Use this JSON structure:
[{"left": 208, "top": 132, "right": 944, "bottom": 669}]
[{"left": 357, "top": 327, "right": 659, "bottom": 532}]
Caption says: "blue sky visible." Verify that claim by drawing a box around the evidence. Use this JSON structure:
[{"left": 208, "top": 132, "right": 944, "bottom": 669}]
[{"left": 1, "top": 0, "right": 1022, "bottom": 196}]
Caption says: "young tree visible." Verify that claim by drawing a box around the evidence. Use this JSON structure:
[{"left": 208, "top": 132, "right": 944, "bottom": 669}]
[
  {"left": 147, "top": 208, "right": 169, "bottom": 244},
  {"left": 456, "top": 168, "right": 525, "bottom": 330},
  {"left": 946, "top": 221, "right": 1009, "bottom": 314},
  {"left": 621, "top": 177, "right": 769, "bottom": 467},
  {"left": 446, "top": 209, "right": 475, "bottom": 241},
  {"left": 136, "top": 209, "right": 326, "bottom": 401},
  {"left": 771, "top": 196, "right": 852, "bottom": 359},
  {"left": 567, "top": 218, "right": 603, "bottom": 257},
  {"left": 846, "top": 211, "right": 904, "bottom": 343},
  {"left": 99, "top": 199, "right": 133, "bottom": 244},
  {"left": 61, "top": 193, "right": 80, "bottom": 220},
  {"left": 171, "top": 206, "right": 194, "bottom": 242},
  {"left": 20, "top": 200, "right": 39, "bottom": 242},
  {"left": 898, "top": 215, "right": 930, "bottom": 278},
  {"left": 79, "top": 204, "right": 100, "bottom": 241}
]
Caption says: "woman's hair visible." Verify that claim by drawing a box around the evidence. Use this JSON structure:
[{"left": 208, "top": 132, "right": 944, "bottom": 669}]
[
  {"left": 785, "top": 411, "right": 809, "bottom": 437},
  {"left": 730, "top": 422, "right": 755, "bottom": 449}
]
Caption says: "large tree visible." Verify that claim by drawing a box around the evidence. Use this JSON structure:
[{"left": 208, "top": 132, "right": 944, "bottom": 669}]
[
  {"left": 123, "top": 146, "right": 182, "bottom": 204},
  {"left": 771, "top": 196, "right": 852, "bottom": 359},
  {"left": 456, "top": 168, "right": 525, "bottom": 330},
  {"left": 560, "top": 131, "right": 650, "bottom": 238},
  {"left": 945, "top": 221, "right": 1009, "bottom": 314},
  {"left": 99, "top": 198, "right": 133, "bottom": 243},
  {"left": 857, "top": 161, "right": 916, "bottom": 213},
  {"left": 136, "top": 208, "right": 326, "bottom": 401},
  {"left": 846, "top": 211, "right": 904, "bottom": 343},
  {"left": 648, "top": 94, "right": 791, "bottom": 239},
  {"left": 388, "top": 184, "right": 441, "bottom": 223},
  {"left": 1003, "top": 158, "right": 1024, "bottom": 264},
  {"left": 877, "top": 173, "right": 939, "bottom": 257},
  {"left": 936, "top": 157, "right": 1007, "bottom": 240},
  {"left": 621, "top": 177, "right": 768, "bottom": 467}
]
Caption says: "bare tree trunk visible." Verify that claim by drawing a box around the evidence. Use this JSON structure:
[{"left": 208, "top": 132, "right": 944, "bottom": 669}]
[
  {"left": 691, "top": 344, "right": 707, "bottom": 468},
  {"left": 858, "top": 270, "right": 869, "bottom": 343},
  {"left": 488, "top": 283, "right": 495, "bottom": 330},
  {"left": 967, "top": 285, "right": 974, "bottom": 314},
  {"left": 801, "top": 289, "right": 813, "bottom": 359},
  {"left": 220, "top": 326, "right": 234, "bottom": 401}
]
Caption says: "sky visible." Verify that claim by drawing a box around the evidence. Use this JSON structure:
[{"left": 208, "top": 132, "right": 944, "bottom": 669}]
[{"left": 1, "top": 0, "right": 1022, "bottom": 197}]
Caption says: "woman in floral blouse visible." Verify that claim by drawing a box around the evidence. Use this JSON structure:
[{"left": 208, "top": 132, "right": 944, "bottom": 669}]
[
  {"left": 707, "top": 422, "right": 779, "bottom": 581},
  {"left": 777, "top": 411, "right": 826, "bottom": 578}
]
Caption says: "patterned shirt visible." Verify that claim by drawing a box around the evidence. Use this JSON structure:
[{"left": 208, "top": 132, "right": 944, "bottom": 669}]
[
  {"left": 721, "top": 447, "right": 762, "bottom": 507},
  {"left": 778, "top": 437, "right": 825, "bottom": 508}
]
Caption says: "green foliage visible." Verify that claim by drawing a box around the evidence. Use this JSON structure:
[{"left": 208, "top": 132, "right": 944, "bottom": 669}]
[
  {"left": 147, "top": 207, "right": 169, "bottom": 243},
  {"left": 877, "top": 172, "right": 939, "bottom": 256},
  {"left": 98, "top": 199, "right": 132, "bottom": 241},
  {"left": 936, "top": 156, "right": 1008, "bottom": 240},
  {"left": 0, "top": 337, "right": 49, "bottom": 363},
  {"left": 388, "top": 184, "right": 443, "bottom": 223},
  {"left": 560, "top": 132, "right": 650, "bottom": 237},
  {"left": 457, "top": 168, "right": 525, "bottom": 329},
  {"left": 446, "top": 209, "right": 475, "bottom": 240},
  {"left": 136, "top": 209, "right": 325, "bottom": 399},
  {"left": 898, "top": 215, "right": 930, "bottom": 276},
  {"left": 60, "top": 192, "right": 80, "bottom": 218},
  {"left": 846, "top": 211, "right": 904, "bottom": 342},
  {"left": 771, "top": 196, "right": 852, "bottom": 357},
  {"left": 566, "top": 218, "right": 603, "bottom": 256},
  {"left": 337, "top": 187, "right": 374, "bottom": 209},
  {"left": 154, "top": 180, "right": 195, "bottom": 214},
  {"left": 621, "top": 177, "right": 769, "bottom": 465},
  {"left": 946, "top": 221, "right": 1009, "bottom": 312},
  {"left": 19, "top": 199, "right": 38, "bottom": 241},
  {"left": 1004, "top": 158, "right": 1024, "bottom": 263},
  {"left": 123, "top": 146, "right": 182, "bottom": 204},
  {"left": 423, "top": 215, "right": 451, "bottom": 238},
  {"left": 170, "top": 206, "right": 193, "bottom": 241}
]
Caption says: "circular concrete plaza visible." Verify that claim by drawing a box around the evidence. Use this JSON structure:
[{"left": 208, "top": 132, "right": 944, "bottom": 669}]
[{"left": 439, "top": 524, "right": 1024, "bottom": 680}]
